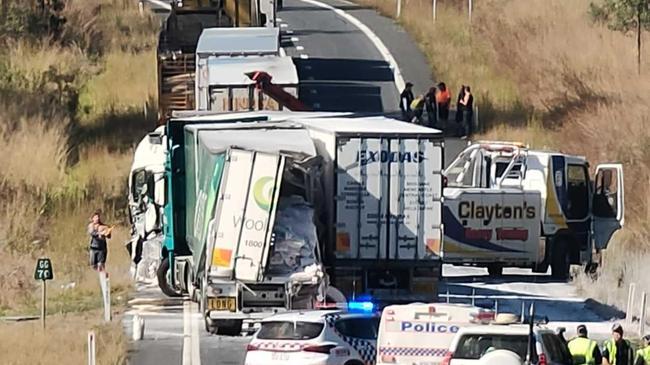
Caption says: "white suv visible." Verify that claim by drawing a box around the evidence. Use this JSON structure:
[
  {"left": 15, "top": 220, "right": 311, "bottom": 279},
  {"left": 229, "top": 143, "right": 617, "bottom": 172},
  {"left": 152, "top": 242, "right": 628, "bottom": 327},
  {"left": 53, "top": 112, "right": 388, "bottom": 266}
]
[
  {"left": 444, "top": 324, "right": 573, "bottom": 365},
  {"left": 244, "top": 308, "right": 379, "bottom": 365}
]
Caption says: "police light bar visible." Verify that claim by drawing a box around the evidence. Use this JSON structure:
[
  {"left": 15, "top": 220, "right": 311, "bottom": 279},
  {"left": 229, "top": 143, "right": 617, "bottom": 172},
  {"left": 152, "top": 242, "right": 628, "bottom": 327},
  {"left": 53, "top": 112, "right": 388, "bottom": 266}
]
[
  {"left": 314, "top": 300, "right": 376, "bottom": 313},
  {"left": 348, "top": 301, "right": 375, "bottom": 312}
]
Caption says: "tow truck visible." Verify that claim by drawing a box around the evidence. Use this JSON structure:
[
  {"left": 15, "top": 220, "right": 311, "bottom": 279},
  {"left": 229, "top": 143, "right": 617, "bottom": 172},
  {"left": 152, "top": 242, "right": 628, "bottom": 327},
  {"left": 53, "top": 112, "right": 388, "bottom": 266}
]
[{"left": 440, "top": 141, "right": 624, "bottom": 279}]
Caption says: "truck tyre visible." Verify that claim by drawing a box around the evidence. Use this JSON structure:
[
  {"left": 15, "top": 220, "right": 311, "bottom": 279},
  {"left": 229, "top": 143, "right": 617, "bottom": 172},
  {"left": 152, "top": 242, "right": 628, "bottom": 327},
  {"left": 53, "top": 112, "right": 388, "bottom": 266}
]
[
  {"left": 551, "top": 240, "right": 570, "bottom": 280},
  {"left": 157, "top": 257, "right": 182, "bottom": 297},
  {"left": 487, "top": 264, "right": 503, "bottom": 277}
]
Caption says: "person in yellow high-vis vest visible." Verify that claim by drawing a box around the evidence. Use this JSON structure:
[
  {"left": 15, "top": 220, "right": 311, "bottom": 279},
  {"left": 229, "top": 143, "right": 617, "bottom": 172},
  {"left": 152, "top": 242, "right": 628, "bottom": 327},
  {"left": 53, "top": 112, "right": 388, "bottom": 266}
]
[
  {"left": 603, "top": 323, "right": 634, "bottom": 365},
  {"left": 568, "top": 324, "right": 602, "bottom": 365},
  {"left": 634, "top": 335, "right": 650, "bottom": 365}
]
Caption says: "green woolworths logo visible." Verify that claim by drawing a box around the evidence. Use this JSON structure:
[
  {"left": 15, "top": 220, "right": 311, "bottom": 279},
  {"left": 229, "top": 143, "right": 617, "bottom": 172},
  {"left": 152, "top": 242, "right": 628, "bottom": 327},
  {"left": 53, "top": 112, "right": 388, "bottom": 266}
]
[{"left": 253, "top": 176, "right": 275, "bottom": 210}]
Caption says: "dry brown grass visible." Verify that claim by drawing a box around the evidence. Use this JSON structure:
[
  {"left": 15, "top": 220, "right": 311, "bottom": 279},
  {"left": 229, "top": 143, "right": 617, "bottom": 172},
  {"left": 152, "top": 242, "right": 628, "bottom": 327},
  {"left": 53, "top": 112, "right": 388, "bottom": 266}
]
[
  {"left": 0, "top": 0, "right": 157, "bottom": 333},
  {"left": 0, "top": 312, "right": 127, "bottom": 365}
]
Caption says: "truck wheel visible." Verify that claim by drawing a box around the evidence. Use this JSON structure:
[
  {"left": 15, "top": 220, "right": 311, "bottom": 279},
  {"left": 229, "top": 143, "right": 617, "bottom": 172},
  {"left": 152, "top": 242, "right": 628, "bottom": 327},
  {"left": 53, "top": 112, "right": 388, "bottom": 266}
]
[
  {"left": 487, "top": 264, "right": 503, "bottom": 277},
  {"left": 550, "top": 240, "right": 570, "bottom": 280},
  {"left": 157, "top": 257, "right": 182, "bottom": 297}
]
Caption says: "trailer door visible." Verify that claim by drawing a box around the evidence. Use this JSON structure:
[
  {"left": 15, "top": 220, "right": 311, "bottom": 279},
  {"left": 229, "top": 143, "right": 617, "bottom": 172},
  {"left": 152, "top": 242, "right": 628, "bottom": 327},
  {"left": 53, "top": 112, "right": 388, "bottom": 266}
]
[
  {"left": 233, "top": 151, "right": 284, "bottom": 282},
  {"left": 592, "top": 163, "right": 624, "bottom": 250},
  {"left": 209, "top": 149, "right": 255, "bottom": 276},
  {"left": 389, "top": 138, "right": 444, "bottom": 260},
  {"left": 336, "top": 137, "right": 389, "bottom": 260}
]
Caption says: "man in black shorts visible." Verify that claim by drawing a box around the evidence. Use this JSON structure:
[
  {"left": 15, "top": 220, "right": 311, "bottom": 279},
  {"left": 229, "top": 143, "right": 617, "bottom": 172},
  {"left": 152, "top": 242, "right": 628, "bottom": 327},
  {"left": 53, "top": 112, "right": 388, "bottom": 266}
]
[{"left": 88, "top": 210, "right": 112, "bottom": 271}]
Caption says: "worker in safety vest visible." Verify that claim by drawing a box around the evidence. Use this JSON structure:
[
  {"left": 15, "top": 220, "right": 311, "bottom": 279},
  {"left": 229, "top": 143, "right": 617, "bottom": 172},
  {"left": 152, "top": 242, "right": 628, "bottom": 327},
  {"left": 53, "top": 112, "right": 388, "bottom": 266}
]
[
  {"left": 568, "top": 324, "right": 602, "bottom": 365},
  {"left": 603, "top": 323, "right": 634, "bottom": 365},
  {"left": 634, "top": 335, "right": 650, "bottom": 365}
]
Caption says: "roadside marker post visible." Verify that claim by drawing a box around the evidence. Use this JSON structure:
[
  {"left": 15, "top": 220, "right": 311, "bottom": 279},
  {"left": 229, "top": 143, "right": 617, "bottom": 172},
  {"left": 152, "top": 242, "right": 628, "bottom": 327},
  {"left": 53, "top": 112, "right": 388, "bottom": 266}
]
[
  {"left": 640, "top": 292, "right": 647, "bottom": 337},
  {"left": 432, "top": 0, "right": 437, "bottom": 22},
  {"left": 33, "top": 257, "right": 54, "bottom": 329},
  {"left": 627, "top": 283, "right": 637, "bottom": 324},
  {"left": 88, "top": 331, "right": 96, "bottom": 365},
  {"left": 99, "top": 271, "right": 111, "bottom": 322}
]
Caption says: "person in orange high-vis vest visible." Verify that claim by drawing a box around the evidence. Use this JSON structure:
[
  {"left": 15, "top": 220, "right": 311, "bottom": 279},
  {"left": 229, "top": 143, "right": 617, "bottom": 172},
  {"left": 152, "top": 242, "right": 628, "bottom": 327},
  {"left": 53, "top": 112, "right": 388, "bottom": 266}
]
[{"left": 436, "top": 82, "right": 451, "bottom": 121}]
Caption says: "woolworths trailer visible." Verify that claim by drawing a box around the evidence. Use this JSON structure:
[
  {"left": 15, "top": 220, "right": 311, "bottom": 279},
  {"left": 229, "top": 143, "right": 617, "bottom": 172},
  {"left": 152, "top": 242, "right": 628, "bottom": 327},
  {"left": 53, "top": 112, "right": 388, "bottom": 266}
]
[
  {"left": 162, "top": 114, "right": 330, "bottom": 335},
  {"left": 297, "top": 117, "right": 445, "bottom": 303}
]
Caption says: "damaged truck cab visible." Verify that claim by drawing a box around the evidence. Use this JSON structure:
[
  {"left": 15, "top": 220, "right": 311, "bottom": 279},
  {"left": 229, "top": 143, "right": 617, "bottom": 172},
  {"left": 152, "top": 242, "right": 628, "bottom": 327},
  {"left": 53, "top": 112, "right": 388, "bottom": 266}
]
[{"left": 163, "top": 115, "right": 326, "bottom": 335}]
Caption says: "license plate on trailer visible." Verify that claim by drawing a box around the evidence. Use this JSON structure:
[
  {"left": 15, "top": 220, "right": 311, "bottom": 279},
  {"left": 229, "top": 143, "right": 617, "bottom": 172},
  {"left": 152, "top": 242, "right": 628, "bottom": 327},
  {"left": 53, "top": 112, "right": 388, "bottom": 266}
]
[
  {"left": 271, "top": 352, "right": 290, "bottom": 361},
  {"left": 207, "top": 297, "right": 236, "bottom": 312}
]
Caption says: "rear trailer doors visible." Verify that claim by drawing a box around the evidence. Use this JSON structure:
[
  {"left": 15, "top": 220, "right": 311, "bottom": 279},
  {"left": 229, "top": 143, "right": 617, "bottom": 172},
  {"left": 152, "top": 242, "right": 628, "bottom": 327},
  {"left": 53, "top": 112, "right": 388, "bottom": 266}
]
[
  {"left": 592, "top": 163, "right": 624, "bottom": 250},
  {"left": 208, "top": 148, "right": 284, "bottom": 282},
  {"left": 334, "top": 137, "right": 443, "bottom": 261}
]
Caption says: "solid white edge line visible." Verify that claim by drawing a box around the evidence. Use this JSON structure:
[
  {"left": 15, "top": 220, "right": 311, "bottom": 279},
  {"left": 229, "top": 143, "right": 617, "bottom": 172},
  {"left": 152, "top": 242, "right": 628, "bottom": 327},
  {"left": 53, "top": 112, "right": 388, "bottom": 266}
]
[
  {"left": 182, "top": 301, "right": 191, "bottom": 365},
  {"left": 297, "top": 0, "right": 406, "bottom": 93},
  {"left": 190, "top": 303, "right": 201, "bottom": 365}
]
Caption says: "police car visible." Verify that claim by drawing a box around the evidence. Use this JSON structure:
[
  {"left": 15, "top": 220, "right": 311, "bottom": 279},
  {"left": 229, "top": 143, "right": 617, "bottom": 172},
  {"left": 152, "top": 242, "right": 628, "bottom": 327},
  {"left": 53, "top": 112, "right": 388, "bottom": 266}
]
[
  {"left": 244, "top": 302, "right": 379, "bottom": 365},
  {"left": 377, "top": 303, "right": 495, "bottom": 365},
  {"left": 445, "top": 316, "right": 573, "bottom": 365}
]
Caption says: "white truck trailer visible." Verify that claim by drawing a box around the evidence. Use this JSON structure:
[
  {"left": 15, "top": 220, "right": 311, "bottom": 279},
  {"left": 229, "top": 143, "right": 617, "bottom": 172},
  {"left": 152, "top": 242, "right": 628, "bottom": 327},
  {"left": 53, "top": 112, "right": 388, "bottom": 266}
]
[
  {"left": 297, "top": 116, "right": 445, "bottom": 303},
  {"left": 194, "top": 27, "right": 299, "bottom": 112},
  {"left": 440, "top": 141, "right": 624, "bottom": 279}
]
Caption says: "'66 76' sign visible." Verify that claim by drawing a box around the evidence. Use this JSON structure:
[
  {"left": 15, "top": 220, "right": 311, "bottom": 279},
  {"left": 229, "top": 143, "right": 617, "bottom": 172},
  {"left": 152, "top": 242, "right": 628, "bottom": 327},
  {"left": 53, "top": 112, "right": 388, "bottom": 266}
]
[{"left": 34, "top": 258, "right": 54, "bottom": 281}]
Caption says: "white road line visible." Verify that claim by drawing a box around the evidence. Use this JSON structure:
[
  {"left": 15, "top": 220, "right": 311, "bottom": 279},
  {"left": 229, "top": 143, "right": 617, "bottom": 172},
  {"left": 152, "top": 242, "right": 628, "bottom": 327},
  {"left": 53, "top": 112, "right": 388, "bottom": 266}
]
[
  {"left": 181, "top": 301, "right": 202, "bottom": 365},
  {"left": 280, "top": 23, "right": 288, "bottom": 28},
  {"left": 277, "top": 17, "right": 283, "bottom": 22},
  {"left": 300, "top": 54, "right": 310, "bottom": 59},
  {"left": 297, "top": 0, "right": 406, "bottom": 92},
  {"left": 182, "top": 301, "right": 191, "bottom": 365},
  {"left": 285, "top": 30, "right": 294, "bottom": 35},
  {"left": 296, "top": 45, "right": 305, "bottom": 51},
  {"left": 190, "top": 303, "right": 201, "bottom": 365},
  {"left": 291, "top": 37, "right": 300, "bottom": 42},
  {"left": 310, "top": 89, "right": 318, "bottom": 94}
]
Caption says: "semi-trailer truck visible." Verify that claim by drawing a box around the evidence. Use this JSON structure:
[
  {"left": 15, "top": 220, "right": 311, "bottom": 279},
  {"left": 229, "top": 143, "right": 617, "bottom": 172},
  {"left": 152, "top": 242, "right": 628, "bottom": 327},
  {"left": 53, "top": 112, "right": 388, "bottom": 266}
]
[{"left": 129, "top": 111, "right": 446, "bottom": 334}]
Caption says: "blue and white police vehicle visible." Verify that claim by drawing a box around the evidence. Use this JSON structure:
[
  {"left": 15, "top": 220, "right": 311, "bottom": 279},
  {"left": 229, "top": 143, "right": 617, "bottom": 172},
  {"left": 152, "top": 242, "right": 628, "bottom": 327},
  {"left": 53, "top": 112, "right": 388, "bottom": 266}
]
[
  {"left": 376, "top": 303, "right": 495, "bottom": 365},
  {"left": 244, "top": 301, "right": 379, "bottom": 365}
]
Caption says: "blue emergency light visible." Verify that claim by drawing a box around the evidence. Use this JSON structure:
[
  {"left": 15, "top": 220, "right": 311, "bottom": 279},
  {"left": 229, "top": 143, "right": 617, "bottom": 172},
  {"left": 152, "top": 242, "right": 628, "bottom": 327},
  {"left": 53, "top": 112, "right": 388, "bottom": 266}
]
[{"left": 347, "top": 301, "right": 375, "bottom": 312}]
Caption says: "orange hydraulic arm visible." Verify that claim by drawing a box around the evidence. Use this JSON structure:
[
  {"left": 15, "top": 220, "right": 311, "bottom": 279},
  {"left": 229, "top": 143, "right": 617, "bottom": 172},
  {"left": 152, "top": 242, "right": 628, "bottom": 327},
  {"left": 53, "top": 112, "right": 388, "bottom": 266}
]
[{"left": 246, "top": 71, "right": 310, "bottom": 112}]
